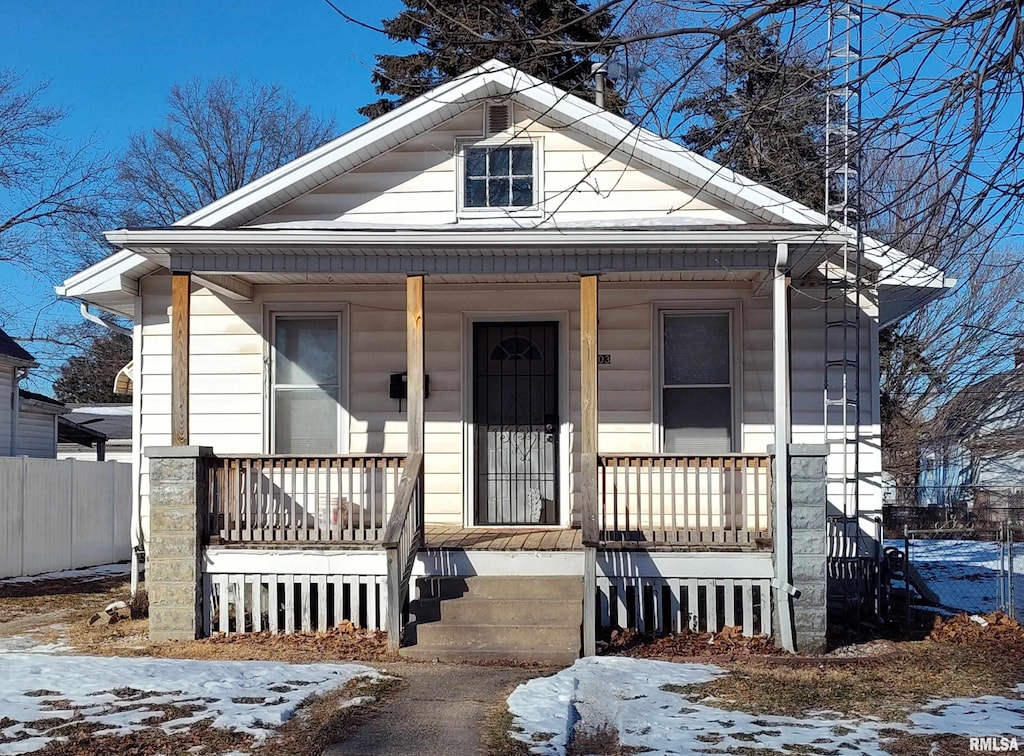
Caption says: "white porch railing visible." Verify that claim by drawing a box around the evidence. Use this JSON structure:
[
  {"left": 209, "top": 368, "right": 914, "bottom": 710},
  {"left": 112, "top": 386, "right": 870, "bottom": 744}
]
[
  {"left": 207, "top": 454, "right": 405, "bottom": 544},
  {"left": 598, "top": 454, "right": 772, "bottom": 545}
]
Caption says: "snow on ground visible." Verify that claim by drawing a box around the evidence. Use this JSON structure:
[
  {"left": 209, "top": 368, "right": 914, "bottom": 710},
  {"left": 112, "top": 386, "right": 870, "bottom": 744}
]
[
  {"left": 508, "top": 657, "right": 1024, "bottom": 756},
  {"left": 0, "top": 654, "right": 383, "bottom": 754},
  {"left": 887, "top": 538, "right": 1024, "bottom": 618},
  {"left": 0, "top": 563, "right": 129, "bottom": 585},
  {"left": 0, "top": 636, "right": 71, "bottom": 654}
]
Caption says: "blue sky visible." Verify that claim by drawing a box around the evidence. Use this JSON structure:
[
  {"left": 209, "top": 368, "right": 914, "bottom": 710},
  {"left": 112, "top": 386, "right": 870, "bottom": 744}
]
[
  {"left": 3, "top": 1, "right": 403, "bottom": 151},
  {"left": 2, "top": 0, "right": 403, "bottom": 388}
]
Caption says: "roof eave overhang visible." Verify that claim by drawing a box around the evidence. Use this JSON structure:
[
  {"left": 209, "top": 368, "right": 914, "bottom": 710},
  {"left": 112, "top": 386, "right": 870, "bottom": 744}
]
[
  {"left": 56, "top": 249, "right": 155, "bottom": 318},
  {"left": 0, "top": 354, "right": 38, "bottom": 369},
  {"left": 21, "top": 397, "right": 66, "bottom": 415},
  {"left": 105, "top": 226, "right": 848, "bottom": 252},
  {"left": 104, "top": 226, "right": 846, "bottom": 278},
  {"left": 878, "top": 277, "right": 957, "bottom": 328}
]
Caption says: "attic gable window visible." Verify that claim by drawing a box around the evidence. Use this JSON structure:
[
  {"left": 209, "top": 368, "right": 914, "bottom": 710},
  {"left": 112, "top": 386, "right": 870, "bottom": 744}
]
[{"left": 463, "top": 144, "right": 535, "bottom": 209}]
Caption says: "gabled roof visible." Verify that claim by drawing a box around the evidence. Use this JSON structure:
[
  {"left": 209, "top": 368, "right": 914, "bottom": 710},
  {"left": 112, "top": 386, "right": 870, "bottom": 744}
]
[
  {"left": 177, "top": 59, "right": 826, "bottom": 230},
  {"left": 62, "top": 59, "right": 952, "bottom": 325},
  {"left": 0, "top": 326, "right": 36, "bottom": 367},
  {"left": 20, "top": 389, "right": 65, "bottom": 415}
]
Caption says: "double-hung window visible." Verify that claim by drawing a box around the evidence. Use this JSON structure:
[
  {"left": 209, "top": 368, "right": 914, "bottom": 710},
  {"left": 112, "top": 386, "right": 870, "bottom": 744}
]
[
  {"left": 463, "top": 143, "right": 535, "bottom": 209},
  {"left": 660, "top": 312, "right": 734, "bottom": 454},
  {"left": 271, "top": 315, "right": 342, "bottom": 454}
]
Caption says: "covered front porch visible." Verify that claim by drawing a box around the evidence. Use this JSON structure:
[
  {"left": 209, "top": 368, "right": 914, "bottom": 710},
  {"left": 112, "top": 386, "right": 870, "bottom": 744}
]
[{"left": 133, "top": 227, "right": 836, "bottom": 654}]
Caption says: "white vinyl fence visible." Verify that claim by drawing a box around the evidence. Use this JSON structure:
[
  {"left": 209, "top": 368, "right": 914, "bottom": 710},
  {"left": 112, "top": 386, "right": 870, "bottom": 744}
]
[{"left": 0, "top": 458, "right": 132, "bottom": 578}]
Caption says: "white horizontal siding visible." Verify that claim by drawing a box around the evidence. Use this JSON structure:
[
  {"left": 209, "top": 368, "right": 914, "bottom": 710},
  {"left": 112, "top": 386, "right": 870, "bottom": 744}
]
[
  {"left": 137, "top": 279, "right": 781, "bottom": 540},
  {"left": 251, "top": 104, "right": 750, "bottom": 226},
  {"left": 16, "top": 409, "right": 56, "bottom": 458},
  {"left": 790, "top": 286, "right": 882, "bottom": 521},
  {"left": 0, "top": 366, "right": 12, "bottom": 456},
  {"left": 135, "top": 276, "right": 882, "bottom": 545}
]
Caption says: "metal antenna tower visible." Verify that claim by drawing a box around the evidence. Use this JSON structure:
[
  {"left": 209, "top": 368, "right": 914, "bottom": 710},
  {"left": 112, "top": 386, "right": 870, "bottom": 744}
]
[{"left": 824, "top": 1, "right": 869, "bottom": 607}]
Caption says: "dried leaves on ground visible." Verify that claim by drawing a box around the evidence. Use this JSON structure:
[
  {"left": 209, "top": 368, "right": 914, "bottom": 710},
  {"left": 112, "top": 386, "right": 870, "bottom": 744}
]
[
  {"left": 928, "top": 610, "right": 1024, "bottom": 645},
  {"left": 0, "top": 575, "right": 130, "bottom": 625},
  {"left": 605, "top": 625, "right": 786, "bottom": 660},
  {"left": 189, "top": 621, "right": 393, "bottom": 662},
  {"left": 669, "top": 640, "right": 1024, "bottom": 721},
  {"left": 73, "top": 619, "right": 393, "bottom": 663}
]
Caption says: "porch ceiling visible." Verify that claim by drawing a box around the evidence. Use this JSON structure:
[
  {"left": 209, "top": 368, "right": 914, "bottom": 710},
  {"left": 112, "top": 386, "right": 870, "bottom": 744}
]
[
  {"left": 104, "top": 225, "right": 841, "bottom": 278},
  {"left": 226, "top": 270, "right": 770, "bottom": 285}
]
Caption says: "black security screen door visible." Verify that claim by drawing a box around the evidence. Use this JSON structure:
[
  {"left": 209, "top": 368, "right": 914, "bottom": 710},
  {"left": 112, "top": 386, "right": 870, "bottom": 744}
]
[{"left": 474, "top": 322, "right": 559, "bottom": 525}]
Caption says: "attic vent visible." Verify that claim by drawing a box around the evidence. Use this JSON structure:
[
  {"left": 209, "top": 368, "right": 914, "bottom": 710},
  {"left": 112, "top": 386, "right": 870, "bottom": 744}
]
[{"left": 486, "top": 102, "right": 511, "bottom": 135}]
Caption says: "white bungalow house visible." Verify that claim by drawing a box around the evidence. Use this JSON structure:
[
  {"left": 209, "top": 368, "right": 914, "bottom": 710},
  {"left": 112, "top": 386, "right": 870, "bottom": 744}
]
[{"left": 58, "top": 60, "right": 949, "bottom": 659}]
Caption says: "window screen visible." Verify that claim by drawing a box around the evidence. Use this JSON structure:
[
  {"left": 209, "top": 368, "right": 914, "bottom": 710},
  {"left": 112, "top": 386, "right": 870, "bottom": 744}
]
[
  {"left": 662, "top": 313, "right": 732, "bottom": 454},
  {"left": 273, "top": 316, "right": 340, "bottom": 454},
  {"left": 464, "top": 145, "right": 534, "bottom": 208}
]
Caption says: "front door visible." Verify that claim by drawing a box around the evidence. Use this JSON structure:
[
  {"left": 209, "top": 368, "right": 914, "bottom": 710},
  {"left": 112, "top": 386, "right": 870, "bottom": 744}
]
[{"left": 473, "top": 322, "right": 559, "bottom": 525}]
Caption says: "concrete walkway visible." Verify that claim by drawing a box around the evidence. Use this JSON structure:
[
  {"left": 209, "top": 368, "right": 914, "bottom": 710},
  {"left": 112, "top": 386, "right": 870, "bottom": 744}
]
[{"left": 324, "top": 662, "right": 544, "bottom": 755}]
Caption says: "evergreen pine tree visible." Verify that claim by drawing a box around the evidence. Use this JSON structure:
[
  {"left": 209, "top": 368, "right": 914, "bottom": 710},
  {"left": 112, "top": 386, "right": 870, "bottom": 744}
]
[
  {"left": 359, "top": 0, "right": 617, "bottom": 119},
  {"left": 53, "top": 331, "right": 133, "bottom": 404},
  {"left": 676, "top": 25, "right": 828, "bottom": 211}
]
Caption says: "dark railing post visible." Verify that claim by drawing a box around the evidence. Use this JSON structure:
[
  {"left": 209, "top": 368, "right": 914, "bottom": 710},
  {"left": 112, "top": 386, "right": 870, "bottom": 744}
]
[{"left": 383, "top": 452, "right": 424, "bottom": 653}]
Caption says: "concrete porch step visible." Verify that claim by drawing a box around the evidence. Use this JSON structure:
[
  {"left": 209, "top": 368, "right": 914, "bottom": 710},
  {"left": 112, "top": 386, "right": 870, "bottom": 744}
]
[
  {"left": 399, "top": 645, "right": 580, "bottom": 666},
  {"left": 417, "top": 596, "right": 578, "bottom": 626},
  {"left": 418, "top": 575, "right": 583, "bottom": 600},
  {"left": 415, "top": 621, "right": 579, "bottom": 650},
  {"left": 403, "top": 575, "right": 584, "bottom": 665}
]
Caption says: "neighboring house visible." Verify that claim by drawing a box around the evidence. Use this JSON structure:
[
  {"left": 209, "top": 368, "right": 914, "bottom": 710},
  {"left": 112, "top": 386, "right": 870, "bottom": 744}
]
[
  {"left": 58, "top": 404, "right": 133, "bottom": 463},
  {"left": 919, "top": 352, "right": 1024, "bottom": 510},
  {"left": 58, "top": 61, "right": 949, "bottom": 656},
  {"left": 0, "top": 327, "right": 65, "bottom": 458}
]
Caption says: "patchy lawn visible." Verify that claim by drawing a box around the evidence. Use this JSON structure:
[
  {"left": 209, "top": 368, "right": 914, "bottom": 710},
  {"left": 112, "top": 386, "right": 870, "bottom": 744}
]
[
  {"left": 508, "top": 651, "right": 1024, "bottom": 755},
  {"left": 0, "top": 566, "right": 392, "bottom": 663},
  {"left": 0, "top": 653, "right": 391, "bottom": 755},
  {"left": 0, "top": 566, "right": 400, "bottom": 754},
  {"left": 505, "top": 615, "right": 1024, "bottom": 754},
  {"left": 672, "top": 639, "right": 1023, "bottom": 721}
]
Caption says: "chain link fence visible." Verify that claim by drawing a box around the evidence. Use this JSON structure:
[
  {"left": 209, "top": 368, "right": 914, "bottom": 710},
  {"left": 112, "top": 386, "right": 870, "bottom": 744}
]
[
  {"left": 883, "top": 486, "right": 1024, "bottom": 539},
  {"left": 887, "top": 524, "right": 1022, "bottom": 626}
]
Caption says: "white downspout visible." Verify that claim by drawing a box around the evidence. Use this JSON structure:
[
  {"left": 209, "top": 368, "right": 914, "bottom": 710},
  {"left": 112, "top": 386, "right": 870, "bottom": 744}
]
[
  {"left": 773, "top": 242, "right": 796, "bottom": 653},
  {"left": 80, "top": 303, "right": 132, "bottom": 337},
  {"left": 77, "top": 300, "right": 140, "bottom": 592},
  {"left": 129, "top": 297, "right": 143, "bottom": 596}
]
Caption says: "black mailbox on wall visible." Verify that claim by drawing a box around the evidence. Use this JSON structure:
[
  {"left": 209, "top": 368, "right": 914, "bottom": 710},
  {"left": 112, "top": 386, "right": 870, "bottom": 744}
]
[{"left": 389, "top": 372, "right": 430, "bottom": 400}]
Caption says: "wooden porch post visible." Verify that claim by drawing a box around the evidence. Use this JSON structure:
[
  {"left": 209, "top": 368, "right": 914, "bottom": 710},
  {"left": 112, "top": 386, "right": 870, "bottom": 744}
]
[
  {"left": 580, "top": 273, "right": 599, "bottom": 656},
  {"left": 406, "top": 275, "right": 425, "bottom": 455},
  {"left": 171, "top": 272, "right": 191, "bottom": 446},
  {"left": 385, "top": 274, "right": 425, "bottom": 653}
]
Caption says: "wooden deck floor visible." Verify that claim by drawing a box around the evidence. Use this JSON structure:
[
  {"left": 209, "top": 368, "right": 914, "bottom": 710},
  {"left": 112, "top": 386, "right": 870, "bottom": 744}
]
[
  {"left": 422, "top": 525, "right": 771, "bottom": 552},
  {"left": 423, "top": 525, "right": 582, "bottom": 551}
]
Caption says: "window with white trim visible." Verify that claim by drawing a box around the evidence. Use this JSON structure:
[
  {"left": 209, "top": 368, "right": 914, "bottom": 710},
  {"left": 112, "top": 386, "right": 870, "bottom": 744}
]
[
  {"left": 271, "top": 314, "right": 342, "bottom": 454},
  {"left": 660, "top": 312, "right": 733, "bottom": 454},
  {"left": 463, "top": 143, "right": 535, "bottom": 209}
]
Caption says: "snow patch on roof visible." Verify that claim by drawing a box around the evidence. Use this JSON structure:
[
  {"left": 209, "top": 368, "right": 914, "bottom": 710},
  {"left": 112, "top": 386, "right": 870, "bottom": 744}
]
[{"left": 70, "top": 405, "right": 133, "bottom": 416}]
